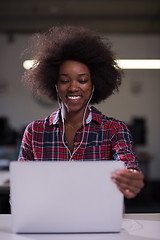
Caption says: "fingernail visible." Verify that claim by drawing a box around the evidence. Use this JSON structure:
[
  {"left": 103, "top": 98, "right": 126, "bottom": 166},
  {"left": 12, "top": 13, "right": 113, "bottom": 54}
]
[
  {"left": 112, "top": 173, "right": 116, "bottom": 177},
  {"left": 115, "top": 170, "right": 122, "bottom": 175},
  {"left": 111, "top": 178, "right": 116, "bottom": 183}
]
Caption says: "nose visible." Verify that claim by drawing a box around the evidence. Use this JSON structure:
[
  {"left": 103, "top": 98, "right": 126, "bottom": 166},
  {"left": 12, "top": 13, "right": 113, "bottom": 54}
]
[{"left": 68, "top": 80, "right": 78, "bottom": 92}]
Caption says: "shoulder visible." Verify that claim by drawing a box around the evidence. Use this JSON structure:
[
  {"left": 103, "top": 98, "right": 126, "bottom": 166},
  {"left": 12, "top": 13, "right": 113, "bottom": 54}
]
[
  {"left": 25, "top": 117, "right": 47, "bottom": 131},
  {"left": 91, "top": 106, "right": 129, "bottom": 130},
  {"left": 104, "top": 117, "right": 129, "bottom": 131},
  {"left": 24, "top": 109, "right": 59, "bottom": 133}
]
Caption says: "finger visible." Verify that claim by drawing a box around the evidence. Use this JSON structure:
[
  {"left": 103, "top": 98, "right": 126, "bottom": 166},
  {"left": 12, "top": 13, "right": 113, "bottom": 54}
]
[
  {"left": 115, "top": 180, "right": 142, "bottom": 195},
  {"left": 112, "top": 169, "right": 144, "bottom": 189},
  {"left": 114, "top": 174, "right": 144, "bottom": 190},
  {"left": 111, "top": 169, "right": 144, "bottom": 198},
  {"left": 124, "top": 168, "right": 144, "bottom": 181},
  {"left": 117, "top": 186, "right": 137, "bottom": 199},
  {"left": 112, "top": 180, "right": 142, "bottom": 199}
]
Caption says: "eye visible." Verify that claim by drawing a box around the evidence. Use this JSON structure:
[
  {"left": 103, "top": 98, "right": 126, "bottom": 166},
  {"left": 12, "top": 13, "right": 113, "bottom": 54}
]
[
  {"left": 79, "top": 79, "right": 88, "bottom": 84},
  {"left": 59, "top": 78, "right": 69, "bottom": 84}
]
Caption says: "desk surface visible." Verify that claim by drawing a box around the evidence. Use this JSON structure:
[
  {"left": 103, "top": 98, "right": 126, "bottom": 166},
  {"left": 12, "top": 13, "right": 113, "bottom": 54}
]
[{"left": 0, "top": 214, "right": 160, "bottom": 240}]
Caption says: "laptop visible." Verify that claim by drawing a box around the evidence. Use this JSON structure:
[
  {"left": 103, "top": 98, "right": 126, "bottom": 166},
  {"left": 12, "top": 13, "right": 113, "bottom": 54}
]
[{"left": 10, "top": 161, "right": 124, "bottom": 233}]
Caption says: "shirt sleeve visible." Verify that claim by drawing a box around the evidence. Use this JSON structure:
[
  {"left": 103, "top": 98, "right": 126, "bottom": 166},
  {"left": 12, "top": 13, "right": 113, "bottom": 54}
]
[
  {"left": 111, "top": 121, "right": 140, "bottom": 170},
  {"left": 18, "top": 123, "right": 34, "bottom": 161}
]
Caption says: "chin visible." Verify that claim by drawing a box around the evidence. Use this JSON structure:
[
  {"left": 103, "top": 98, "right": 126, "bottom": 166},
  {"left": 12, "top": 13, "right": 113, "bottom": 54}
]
[{"left": 67, "top": 104, "right": 86, "bottom": 113}]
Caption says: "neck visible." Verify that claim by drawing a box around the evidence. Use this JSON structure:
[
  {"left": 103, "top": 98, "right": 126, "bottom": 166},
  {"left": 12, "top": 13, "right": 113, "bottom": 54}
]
[{"left": 61, "top": 105, "right": 90, "bottom": 127}]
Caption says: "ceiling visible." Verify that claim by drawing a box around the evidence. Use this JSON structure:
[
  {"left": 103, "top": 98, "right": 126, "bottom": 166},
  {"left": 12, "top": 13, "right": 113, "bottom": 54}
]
[{"left": 0, "top": 0, "right": 160, "bottom": 35}]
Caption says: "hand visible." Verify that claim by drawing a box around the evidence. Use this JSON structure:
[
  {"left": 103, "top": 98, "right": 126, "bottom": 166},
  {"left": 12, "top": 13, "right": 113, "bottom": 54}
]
[{"left": 111, "top": 168, "right": 144, "bottom": 199}]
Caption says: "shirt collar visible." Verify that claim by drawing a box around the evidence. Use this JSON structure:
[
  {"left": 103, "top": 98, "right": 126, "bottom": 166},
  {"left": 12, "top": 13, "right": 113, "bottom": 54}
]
[
  {"left": 49, "top": 109, "right": 61, "bottom": 125},
  {"left": 90, "top": 106, "right": 103, "bottom": 125},
  {"left": 49, "top": 106, "right": 102, "bottom": 126}
]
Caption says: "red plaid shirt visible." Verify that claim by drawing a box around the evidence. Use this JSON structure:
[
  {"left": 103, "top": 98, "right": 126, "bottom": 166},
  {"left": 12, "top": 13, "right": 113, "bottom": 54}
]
[{"left": 18, "top": 107, "right": 139, "bottom": 169}]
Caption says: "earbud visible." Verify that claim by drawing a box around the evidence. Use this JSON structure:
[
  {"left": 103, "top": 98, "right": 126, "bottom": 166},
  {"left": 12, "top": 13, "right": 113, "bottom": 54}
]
[
  {"left": 55, "top": 84, "right": 62, "bottom": 110},
  {"left": 55, "top": 84, "right": 58, "bottom": 93},
  {"left": 92, "top": 85, "right": 95, "bottom": 94}
]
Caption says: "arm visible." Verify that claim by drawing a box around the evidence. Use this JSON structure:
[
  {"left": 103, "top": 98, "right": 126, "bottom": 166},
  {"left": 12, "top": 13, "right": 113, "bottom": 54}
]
[
  {"left": 18, "top": 123, "right": 34, "bottom": 161},
  {"left": 111, "top": 122, "right": 144, "bottom": 198}
]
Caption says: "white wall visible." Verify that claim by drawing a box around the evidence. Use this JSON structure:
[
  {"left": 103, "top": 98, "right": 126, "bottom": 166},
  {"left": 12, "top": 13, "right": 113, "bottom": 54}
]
[{"left": 0, "top": 33, "right": 160, "bottom": 179}]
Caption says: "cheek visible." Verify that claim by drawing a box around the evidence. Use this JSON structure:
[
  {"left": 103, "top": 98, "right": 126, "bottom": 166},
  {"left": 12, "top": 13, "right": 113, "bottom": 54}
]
[
  {"left": 86, "top": 87, "right": 92, "bottom": 95},
  {"left": 85, "top": 84, "right": 92, "bottom": 95},
  {"left": 57, "top": 84, "right": 66, "bottom": 95},
  {"left": 57, "top": 89, "right": 65, "bottom": 101}
]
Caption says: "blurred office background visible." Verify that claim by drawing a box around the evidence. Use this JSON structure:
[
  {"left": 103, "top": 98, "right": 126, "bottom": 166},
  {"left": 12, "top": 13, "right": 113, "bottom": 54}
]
[{"left": 0, "top": 0, "right": 160, "bottom": 213}]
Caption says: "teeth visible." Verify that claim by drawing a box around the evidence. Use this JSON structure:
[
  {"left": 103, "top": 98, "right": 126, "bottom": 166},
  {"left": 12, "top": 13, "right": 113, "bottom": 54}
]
[{"left": 68, "top": 96, "right": 80, "bottom": 100}]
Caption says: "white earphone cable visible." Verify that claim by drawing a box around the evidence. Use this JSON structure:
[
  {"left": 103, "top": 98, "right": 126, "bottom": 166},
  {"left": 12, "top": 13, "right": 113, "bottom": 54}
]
[{"left": 56, "top": 85, "right": 95, "bottom": 161}]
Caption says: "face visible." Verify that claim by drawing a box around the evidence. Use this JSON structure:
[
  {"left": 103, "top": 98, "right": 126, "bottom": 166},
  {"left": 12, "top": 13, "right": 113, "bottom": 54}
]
[{"left": 57, "top": 60, "right": 92, "bottom": 113}]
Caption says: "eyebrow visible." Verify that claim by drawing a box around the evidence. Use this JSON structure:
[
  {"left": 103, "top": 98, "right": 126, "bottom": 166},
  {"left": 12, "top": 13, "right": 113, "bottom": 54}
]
[
  {"left": 78, "top": 73, "right": 89, "bottom": 77},
  {"left": 59, "top": 73, "right": 89, "bottom": 77}
]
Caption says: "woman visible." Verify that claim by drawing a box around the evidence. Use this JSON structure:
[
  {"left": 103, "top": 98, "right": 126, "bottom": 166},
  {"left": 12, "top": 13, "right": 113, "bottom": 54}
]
[{"left": 19, "top": 26, "right": 144, "bottom": 199}]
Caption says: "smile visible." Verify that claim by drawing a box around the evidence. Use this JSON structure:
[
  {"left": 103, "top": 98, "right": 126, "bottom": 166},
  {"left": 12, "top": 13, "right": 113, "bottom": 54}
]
[{"left": 67, "top": 96, "right": 81, "bottom": 100}]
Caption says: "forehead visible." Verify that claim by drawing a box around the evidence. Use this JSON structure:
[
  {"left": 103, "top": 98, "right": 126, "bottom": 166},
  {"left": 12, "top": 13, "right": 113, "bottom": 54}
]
[{"left": 59, "top": 60, "right": 90, "bottom": 74}]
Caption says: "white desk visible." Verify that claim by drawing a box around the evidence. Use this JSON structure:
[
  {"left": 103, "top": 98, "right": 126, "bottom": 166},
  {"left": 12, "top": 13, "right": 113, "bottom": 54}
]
[{"left": 0, "top": 214, "right": 160, "bottom": 240}]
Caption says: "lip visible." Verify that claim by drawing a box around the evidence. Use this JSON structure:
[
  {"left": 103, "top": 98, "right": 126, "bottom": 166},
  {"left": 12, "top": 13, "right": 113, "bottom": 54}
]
[{"left": 67, "top": 95, "right": 81, "bottom": 100}]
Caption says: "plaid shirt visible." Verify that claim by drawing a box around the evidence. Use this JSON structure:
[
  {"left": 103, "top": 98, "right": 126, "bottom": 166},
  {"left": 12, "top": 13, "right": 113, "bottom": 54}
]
[{"left": 18, "top": 106, "right": 139, "bottom": 169}]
